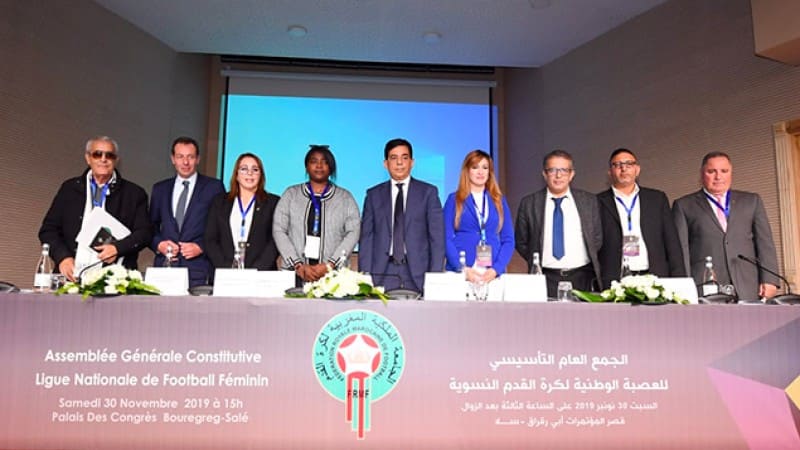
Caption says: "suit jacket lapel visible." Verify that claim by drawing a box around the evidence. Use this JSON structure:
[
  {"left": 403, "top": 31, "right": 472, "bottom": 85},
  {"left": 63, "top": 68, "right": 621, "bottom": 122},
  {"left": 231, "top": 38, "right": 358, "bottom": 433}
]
[
  {"left": 535, "top": 190, "right": 546, "bottom": 249},
  {"left": 181, "top": 175, "right": 207, "bottom": 225},
  {"left": 695, "top": 190, "right": 725, "bottom": 232},
  {"left": 223, "top": 198, "right": 237, "bottom": 246},
  {"left": 381, "top": 181, "right": 393, "bottom": 233},
  {"left": 598, "top": 189, "right": 620, "bottom": 226},
  {"left": 403, "top": 179, "right": 418, "bottom": 229}
]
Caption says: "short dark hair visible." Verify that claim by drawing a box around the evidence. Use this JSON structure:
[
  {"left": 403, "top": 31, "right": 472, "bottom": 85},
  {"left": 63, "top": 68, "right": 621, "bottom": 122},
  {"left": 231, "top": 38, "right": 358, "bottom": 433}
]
[
  {"left": 171, "top": 136, "right": 200, "bottom": 156},
  {"left": 701, "top": 151, "right": 730, "bottom": 168},
  {"left": 384, "top": 138, "right": 413, "bottom": 160},
  {"left": 305, "top": 145, "right": 337, "bottom": 179},
  {"left": 542, "top": 149, "right": 574, "bottom": 169},
  {"left": 608, "top": 148, "right": 637, "bottom": 165}
]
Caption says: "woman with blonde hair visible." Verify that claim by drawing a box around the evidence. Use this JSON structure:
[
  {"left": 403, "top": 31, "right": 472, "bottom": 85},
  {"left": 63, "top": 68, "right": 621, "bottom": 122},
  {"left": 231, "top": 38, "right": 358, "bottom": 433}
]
[{"left": 443, "top": 150, "right": 514, "bottom": 283}]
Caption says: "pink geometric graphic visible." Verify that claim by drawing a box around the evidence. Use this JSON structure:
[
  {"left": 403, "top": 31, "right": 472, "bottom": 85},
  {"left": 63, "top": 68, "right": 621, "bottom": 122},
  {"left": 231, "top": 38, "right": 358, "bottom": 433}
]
[{"left": 707, "top": 368, "right": 800, "bottom": 449}]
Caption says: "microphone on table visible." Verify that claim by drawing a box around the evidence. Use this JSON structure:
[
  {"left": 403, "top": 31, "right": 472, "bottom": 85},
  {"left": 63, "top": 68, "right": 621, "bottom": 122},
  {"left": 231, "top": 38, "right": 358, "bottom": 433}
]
[
  {"left": 737, "top": 254, "right": 800, "bottom": 305},
  {"left": 75, "top": 259, "right": 106, "bottom": 284},
  {"left": 367, "top": 273, "right": 421, "bottom": 300}
]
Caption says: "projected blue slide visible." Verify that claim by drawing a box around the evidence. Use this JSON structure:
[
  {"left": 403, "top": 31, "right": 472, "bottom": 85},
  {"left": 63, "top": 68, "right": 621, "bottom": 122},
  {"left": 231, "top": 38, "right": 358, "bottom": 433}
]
[{"left": 222, "top": 94, "right": 492, "bottom": 207}]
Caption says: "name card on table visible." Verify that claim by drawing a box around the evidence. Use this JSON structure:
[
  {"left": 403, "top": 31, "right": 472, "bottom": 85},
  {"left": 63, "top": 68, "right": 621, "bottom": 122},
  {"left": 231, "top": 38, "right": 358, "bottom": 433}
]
[
  {"left": 424, "top": 272, "right": 469, "bottom": 301},
  {"left": 658, "top": 277, "right": 699, "bottom": 304},
  {"left": 254, "top": 270, "right": 296, "bottom": 297},
  {"left": 213, "top": 269, "right": 260, "bottom": 297},
  {"left": 144, "top": 267, "right": 189, "bottom": 296},
  {"left": 213, "top": 269, "right": 296, "bottom": 297},
  {"left": 502, "top": 274, "right": 548, "bottom": 302}
]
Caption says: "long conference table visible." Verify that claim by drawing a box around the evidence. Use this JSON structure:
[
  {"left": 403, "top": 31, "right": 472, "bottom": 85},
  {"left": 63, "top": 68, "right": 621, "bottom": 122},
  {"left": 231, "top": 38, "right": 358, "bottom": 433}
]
[{"left": 1, "top": 292, "right": 799, "bottom": 449}]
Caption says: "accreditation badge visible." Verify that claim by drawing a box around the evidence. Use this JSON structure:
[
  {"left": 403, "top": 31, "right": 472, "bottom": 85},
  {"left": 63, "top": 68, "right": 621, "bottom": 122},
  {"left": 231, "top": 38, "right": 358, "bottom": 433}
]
[
  {"left": 475, "top": 243, "right": 493, "bottom": 268},
  {"left": 304, "top": 235, "right": 321, "bottom": 260},
  {"left": 622, "top": 235, "right": 640, "bottom": 257}
]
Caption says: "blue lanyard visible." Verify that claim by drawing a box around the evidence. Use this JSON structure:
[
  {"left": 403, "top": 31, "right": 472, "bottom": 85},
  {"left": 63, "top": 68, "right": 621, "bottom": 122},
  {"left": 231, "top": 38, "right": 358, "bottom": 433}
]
[
  {"left": 237, "top": 195, "right": 256, "bottom": 240},
  {"left": 704, "top": 191, "right": 730, "bottom": 218},
  {"left": 90, "top": 178, "right": 110, "bottom": 208},
  {"left": 307, "top": 182, "right": 330, "bottom": 235},
  {"left": 614, "top": 193, "right": 639, "bottom": 232},
  {"left": 472, "top": 190, "right": 488, "bottom": 243}
]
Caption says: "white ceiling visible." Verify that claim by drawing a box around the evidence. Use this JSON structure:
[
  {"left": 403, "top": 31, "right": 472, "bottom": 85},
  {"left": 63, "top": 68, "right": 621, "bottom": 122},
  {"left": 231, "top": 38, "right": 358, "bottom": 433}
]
[{"left": 95, "top": 0, "right": 666, "bottom": 68}]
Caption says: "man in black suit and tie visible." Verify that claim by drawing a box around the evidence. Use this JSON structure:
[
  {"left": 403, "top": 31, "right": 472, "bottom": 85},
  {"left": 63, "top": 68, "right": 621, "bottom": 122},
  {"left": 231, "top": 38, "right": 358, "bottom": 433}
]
[
  {"left": 149, "top": 137, "right": 224, "bottom": 287},
  {"left": 597, "top": 148, "right": 685, "bottom": 287},
  {"left": 359, "top": 138, "right": 445, "bottom": 293},
  {"left": 515, "top": 149, "right": 602, "bottom": 297},
  {"left": 673, "top": 151, "right": 779, "bottom": 300}
]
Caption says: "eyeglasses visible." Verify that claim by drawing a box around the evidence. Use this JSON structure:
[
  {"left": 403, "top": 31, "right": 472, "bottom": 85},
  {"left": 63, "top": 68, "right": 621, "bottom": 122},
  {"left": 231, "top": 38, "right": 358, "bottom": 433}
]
[
  {"left": 238, "top": 166, "right": 261, "bottom": 174},
  {"left": 544, "top": 167, "right": 572, "bottom": 175},
  {"left": 610, "top": 160, "right": 638, "bottom": 169},
  {"left": 88, "top": 150, "right": 117, "bottom": 161}
]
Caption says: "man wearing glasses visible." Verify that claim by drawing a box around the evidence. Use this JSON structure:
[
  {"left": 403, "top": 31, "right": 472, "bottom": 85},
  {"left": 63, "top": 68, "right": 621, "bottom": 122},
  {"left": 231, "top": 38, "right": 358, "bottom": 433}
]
[
  {"left": 149, "top": 137, "right": 224, "bottom": 287},
  {"left": 597, "top": 148, "right": 685, "bottom": 288},
  {"left": 39, "top": 136, "right": 152, "bottom": 281},
  {"left": 515, "top": 149, "right": 602, "bottom": 297}
]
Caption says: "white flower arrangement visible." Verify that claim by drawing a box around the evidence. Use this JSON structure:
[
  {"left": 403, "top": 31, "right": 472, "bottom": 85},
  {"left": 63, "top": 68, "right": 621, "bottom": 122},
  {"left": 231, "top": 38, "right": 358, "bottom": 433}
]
[
  {"left": 294, "top": 267, "right": 388, "bottom": 303},
  {"left": 575, "top": 274, "right": 687, "bottom": 304},
  {"left": 56, "top": 264, "right": 159, "bottom": 300}
]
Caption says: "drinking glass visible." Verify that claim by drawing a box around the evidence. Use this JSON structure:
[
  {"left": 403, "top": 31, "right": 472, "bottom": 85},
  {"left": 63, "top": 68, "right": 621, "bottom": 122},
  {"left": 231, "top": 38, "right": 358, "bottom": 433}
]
[
  {"left": 557, "top": 281, "right": 573, "bottom": 302},
  {"left": 471, "top": 280, "right": 489, "bottom": 302}
]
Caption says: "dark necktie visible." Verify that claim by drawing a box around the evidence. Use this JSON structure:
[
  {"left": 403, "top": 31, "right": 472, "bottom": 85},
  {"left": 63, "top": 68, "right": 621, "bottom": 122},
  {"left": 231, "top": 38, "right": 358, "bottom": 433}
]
[
  {"left": 552, "top": 197, "right": 565, "bottom": 260},
  {"left": 392, "top": 183, "right": 405, "bottom": 263},
  {"left": 92, "top": 184, "right": 104, "bottom": 207},
  {"left": 175, "top": 180, "right": 190, "bottom": 231}
]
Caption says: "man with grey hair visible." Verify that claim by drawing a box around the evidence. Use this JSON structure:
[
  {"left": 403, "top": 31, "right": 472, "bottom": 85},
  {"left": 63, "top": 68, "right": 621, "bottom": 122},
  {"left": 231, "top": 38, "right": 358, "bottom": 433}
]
[
  {"left": 672, "top": 151, "right": 779, "bottom": 300},
  {"left": 39, "top": 136, "right": 152, "bottom": 281}
]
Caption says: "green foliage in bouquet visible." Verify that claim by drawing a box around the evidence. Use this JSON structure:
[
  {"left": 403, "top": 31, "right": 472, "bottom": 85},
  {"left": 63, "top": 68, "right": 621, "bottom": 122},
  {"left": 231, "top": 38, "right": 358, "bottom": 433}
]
[
  {"left": 55, "top": 264, "right": 160, "bottom": 300},
  {"left": 287, "top": 267, "right": 389, "bottom": 304},
  {"left": 573, "top": 274, "right": 687, "bottom": 304}
]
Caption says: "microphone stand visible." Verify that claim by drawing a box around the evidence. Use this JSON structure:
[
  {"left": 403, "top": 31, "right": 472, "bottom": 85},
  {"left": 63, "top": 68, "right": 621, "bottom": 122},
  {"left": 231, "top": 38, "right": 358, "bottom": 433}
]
[
  {"left": 74, "top": 259, "right": 106, "bottom": 284},
  {"left": 368, "top": 273, "right": 420, "bottom": 300},
  {"left": 737, "top": 255, "right": 800, "bottom": 305}
]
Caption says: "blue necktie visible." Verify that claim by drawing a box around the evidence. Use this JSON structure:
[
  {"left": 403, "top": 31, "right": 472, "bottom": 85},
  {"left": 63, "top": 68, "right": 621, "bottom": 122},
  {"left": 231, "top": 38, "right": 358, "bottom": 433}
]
[{"left": 552, "top": 197, "right": 565, "bottom": 260}]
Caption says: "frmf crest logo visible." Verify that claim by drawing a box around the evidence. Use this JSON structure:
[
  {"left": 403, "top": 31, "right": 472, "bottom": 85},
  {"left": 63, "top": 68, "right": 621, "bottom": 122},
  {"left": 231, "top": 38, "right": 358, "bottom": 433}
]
[{"left": 313, "top": 310, "right": 405, "bottom": 439}]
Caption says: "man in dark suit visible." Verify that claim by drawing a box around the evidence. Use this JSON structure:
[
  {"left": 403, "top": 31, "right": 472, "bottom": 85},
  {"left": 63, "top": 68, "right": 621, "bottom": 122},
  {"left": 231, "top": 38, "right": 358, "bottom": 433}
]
[
  {"left": 359, "top": 138, "right": 445, "bottom": 293},
  {"left": 515, "top": 149, "right": 602, "bottom": 296},
  {"left": 597, "top": 148, "right": 685, "bottom": 287},
  {"left": 673, "top": 151, "right": 779, "bottom": 300},
  {"left": 39, "top": 136, "right": 152, "bottom": 281},
  {"left": 150, "top": 137, "right": 224, "bottom": 286}
]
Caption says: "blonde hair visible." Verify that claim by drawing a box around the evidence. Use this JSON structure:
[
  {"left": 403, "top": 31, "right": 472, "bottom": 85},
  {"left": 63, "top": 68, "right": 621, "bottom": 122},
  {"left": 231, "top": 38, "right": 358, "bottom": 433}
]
[{"left": 454, "top": 150, "right": 504, "bottom": 231}]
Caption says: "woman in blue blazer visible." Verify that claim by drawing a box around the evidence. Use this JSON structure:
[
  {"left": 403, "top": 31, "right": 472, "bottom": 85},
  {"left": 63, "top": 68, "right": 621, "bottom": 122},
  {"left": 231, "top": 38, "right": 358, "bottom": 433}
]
[{"left": 444, "top": 150, "right": 514, "bottom": 284}]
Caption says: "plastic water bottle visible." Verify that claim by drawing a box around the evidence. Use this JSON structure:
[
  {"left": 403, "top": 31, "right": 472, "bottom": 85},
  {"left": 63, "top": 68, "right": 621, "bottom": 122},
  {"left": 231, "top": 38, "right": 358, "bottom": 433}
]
[
  {"left": 458, "top": 250, "right": 469, "bottom": 301},
  {"left": 702, "top": 256, "right": 719, "bottom": 296},
  {"left": 337, "top": 249, "right": 348, "bottom": 269},
  {"left": 164, "top": 245, "right": 173, "bottom": 268},
  {"left": 621, "top": 255, "right": 633, "bottom": 278},
  {"left": 33, "top": 243, "right": 53, "bottom": 293},
  {"left": 232, "top": 241, "right": 246, "bottom": 269},
  {"left": 531, "top": 252, "right": 543, "bottom": 275}
]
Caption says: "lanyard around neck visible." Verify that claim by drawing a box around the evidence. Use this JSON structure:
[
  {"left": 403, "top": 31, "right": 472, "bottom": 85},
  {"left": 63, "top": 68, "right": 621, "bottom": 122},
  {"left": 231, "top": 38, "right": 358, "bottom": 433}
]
[
  {"left": 614, "top": 192, "right": 639, "bottom": 232},
  {"left": 472, "top": 190, "right": 488, "bottom": 243},
  {"left": 90, "top": 178, "right": 110, "bottom": 208},
  {"left": 307, "top": 182, "right": 330, "bottom": 235},
  {"left": 237, "top": 195, "right": 256, "bottom": 240},
  {"left": 704, "top": 191, "right": 730, "bottom": 218}
]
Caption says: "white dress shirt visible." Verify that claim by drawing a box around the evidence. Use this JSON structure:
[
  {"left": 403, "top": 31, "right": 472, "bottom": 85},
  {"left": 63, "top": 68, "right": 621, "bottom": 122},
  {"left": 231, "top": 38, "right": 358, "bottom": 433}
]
[
  {"left": 172, "top": 172, "right": 198, "bottom": 218},
  {"left": 389, "top": 175, "right": 410, "bottom": 255},
  {"left": 611, "top": 185, "right": 649, "bottom": 271},
  {"left": 542, "top": 188, "right": 590, "bottom": 269}
]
